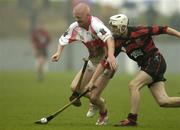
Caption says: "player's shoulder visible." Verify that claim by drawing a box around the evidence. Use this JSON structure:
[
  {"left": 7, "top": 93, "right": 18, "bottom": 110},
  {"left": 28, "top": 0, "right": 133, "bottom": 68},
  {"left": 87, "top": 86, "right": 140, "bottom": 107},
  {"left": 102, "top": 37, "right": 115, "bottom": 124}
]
[
  {"left": 69, "top": 22, "right": 79, "bottom": 29},
  {"left": 91, "top": 16, "right": 103, "bottom": 23},
  {"left": 91, "top": 16, "right": 104, "bottom": 27},
  {"left": 92, "top": 16, "right": 105, "bottom": 25},
  {"left": 90, "top": 16, "right": 107, "bottom": 32},
  {"left": 64, "top": 22, "right": 81, "bottom": 34},
  {"left": 128, "top": 25, "right": 147, "bottom": 31}
]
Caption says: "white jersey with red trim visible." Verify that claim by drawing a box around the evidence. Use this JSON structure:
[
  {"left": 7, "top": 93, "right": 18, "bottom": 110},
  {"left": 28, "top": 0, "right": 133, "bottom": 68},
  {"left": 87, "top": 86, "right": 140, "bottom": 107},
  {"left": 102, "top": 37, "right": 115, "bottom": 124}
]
[{"left": 59, "top": 16, "right": 112, "bottom": 60}]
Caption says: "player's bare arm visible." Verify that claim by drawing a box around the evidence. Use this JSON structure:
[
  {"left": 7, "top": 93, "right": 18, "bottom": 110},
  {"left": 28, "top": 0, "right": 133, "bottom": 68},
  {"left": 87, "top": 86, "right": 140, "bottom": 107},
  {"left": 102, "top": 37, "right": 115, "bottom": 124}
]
[
  {"left": 166, "top": 27, "right": 180, "bottom": 38},
  {"left": 51, "top": 44, "right": 65, "bottom": 62},
  {"left": 106, "top": 37, "right": 117, "bottom": 70}
]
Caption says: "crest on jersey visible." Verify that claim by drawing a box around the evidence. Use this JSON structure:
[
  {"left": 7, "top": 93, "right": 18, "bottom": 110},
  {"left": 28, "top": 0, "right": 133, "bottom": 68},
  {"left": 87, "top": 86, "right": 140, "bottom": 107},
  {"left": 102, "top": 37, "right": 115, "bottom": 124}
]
[{"left": 99, "top": 28, "right": 107, "bottom": 35}]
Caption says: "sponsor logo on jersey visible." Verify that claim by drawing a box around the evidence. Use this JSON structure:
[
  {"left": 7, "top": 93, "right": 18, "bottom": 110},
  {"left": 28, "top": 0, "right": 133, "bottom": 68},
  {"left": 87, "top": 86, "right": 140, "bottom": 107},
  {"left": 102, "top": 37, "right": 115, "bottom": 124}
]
[
  {"left": 99, "top": 29, "right": 107, "bottom": 35},
  {"left": 130, "top": 49, "right": 143, "bottom": 58}
]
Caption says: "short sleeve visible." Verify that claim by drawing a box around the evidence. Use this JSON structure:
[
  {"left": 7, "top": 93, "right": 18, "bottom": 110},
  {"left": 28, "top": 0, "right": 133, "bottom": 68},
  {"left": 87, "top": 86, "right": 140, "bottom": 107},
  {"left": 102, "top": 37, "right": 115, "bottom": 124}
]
[
  {"left": 59, "top": 22, "right": 79, "bottom": 46},
  {"left": 91, "top": 17, "right": 112, "bottom": 42}
]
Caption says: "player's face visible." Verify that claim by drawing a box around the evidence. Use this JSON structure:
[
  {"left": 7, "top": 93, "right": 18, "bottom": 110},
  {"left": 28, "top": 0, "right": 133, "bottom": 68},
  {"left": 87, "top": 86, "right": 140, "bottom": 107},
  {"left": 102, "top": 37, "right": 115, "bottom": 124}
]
[
  {"left": 110, "top": 25, "right": 127, "bottom": 36},
  {"left": 119, "top": 25, "right": 127, "bottom": 34},
  {"left": 74, "top": 13, "right": 89, "bottom": 28},
  {"left": 110, "top": 25, "right": 119, "bottom": 35}
]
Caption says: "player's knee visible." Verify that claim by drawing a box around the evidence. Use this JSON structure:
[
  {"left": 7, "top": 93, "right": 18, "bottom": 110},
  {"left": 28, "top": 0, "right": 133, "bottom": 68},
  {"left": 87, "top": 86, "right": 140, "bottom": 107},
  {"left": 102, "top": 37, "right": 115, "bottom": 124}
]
[
  {"left": 87, "top": 61, "right": 95, "bottom": 72},
  {"left": 102, "top": 69, "right": 115, "bottom": 79},
  {"left": 159, "top": 102, "right": 169, "bottom": 107},
  {"left": 128, "top": 81, "right": 138, "bottom": 91},
  {"left": 70, "top": 85, "right": 76, "bottom": 92},
  {"left": 157, "top": 98, "right": 170, "bottom": 107},
  {"left": 89, "top": 95, "right": 98, "bottom": 104},
  {"left": 70, "top": 82, "right": 77, "bottom": 92}
]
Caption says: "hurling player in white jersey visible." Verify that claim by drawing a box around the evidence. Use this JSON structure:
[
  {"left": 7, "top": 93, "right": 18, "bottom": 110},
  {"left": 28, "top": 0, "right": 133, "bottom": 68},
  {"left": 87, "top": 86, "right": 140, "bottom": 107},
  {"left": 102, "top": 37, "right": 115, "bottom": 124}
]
[{"left": 51, "top": 3, "right": 117, "bottom": 125}]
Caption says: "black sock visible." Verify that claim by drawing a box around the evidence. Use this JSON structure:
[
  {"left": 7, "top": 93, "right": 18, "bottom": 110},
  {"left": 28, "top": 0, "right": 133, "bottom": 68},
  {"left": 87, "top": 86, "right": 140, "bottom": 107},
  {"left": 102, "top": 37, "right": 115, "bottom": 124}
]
[
  {"left": 127, "top": 113, "right": 138, "bottom": 122},
  {"left": 99, "top": 110, "right": 107, "bottom": 116}
]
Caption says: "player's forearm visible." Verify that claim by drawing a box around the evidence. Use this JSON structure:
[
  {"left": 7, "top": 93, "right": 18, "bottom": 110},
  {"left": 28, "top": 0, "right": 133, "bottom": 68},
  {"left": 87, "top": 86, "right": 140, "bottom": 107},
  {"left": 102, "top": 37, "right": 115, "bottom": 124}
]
[
  {"left": 106, "top": 37, "right": 117, "bottom": 70},
  {"left": 106, "top": 37, "right": 115, "bottom": 57},
  {"left": 57, "top": 44, "right": 64, "bottom": 55},
  {"left": 166, "top": 27, "right": 180, "bottom": 38}
]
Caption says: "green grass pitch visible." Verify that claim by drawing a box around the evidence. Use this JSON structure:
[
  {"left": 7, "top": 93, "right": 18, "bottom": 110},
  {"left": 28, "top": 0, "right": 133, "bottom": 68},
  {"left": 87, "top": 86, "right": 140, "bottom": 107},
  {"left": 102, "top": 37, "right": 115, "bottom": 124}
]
[{"left": 0, "top": 72, "right": 180, "bottom": 130}]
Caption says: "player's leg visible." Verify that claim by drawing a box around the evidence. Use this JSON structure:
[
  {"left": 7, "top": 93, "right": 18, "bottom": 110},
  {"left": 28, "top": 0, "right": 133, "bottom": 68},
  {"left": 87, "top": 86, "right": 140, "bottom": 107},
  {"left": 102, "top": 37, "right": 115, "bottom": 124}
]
[
  {"left": 115, "top": 70, "right": 153, "bottom": 126},
  {"left": 129, "top": 71, "right": 153, "bottom": 114},
  {"left": 90, "top": 69, "right": 113, "bottom": 111},
  {"left": 147, "top": 53, "right": 180, "bottom": 107},
  {"left": 70, "top": 61, "right": 95, "bottom": 106},
  {"left": 35, "top": 49, "right": 47, "bottom": 81},
  {"left": 89, "top": 69, "right": 115, "bottom": 125},
  {"left": 86, "top": 64, "right": 106, "bottom": 118},
  {"left": 150, "top": 81, "right": 180, "bottom": 107},
  {"left": 35, "top": 51, "right": 41, "bottom": 81},
  {"left": 36, "top": 55, "right": 45, "bottom": 81},
  {"left": 71, "top": 61, "right": 95, "bottom": 92}
]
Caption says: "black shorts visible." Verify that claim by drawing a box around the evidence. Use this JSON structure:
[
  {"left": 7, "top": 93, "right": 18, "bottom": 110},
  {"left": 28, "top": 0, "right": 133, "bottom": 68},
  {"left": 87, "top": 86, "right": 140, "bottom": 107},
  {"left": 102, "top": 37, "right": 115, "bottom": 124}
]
[{"left": 141, "top": 53, "right": 167, "bottom": 86}]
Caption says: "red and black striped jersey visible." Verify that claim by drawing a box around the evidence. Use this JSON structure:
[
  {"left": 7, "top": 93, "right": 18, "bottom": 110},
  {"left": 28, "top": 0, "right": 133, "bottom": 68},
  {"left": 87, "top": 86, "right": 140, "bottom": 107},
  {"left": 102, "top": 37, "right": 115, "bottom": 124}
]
[{"left": 114, "top": 26, "right": 168, "bottom": 66}]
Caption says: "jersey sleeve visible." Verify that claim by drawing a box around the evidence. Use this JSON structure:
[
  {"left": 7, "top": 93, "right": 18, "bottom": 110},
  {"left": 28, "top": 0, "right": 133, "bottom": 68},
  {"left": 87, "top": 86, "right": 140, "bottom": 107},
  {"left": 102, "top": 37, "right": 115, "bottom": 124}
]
[
  {"left": 59, "top": 22, "right": 80, "bottom": 46},
  {"left": 91, "top": 17, "right": 113, "bottom": 42},
  {"left": 131, "top": 26, "right": 168, "bottom": 38},
  {"left": 149, "top": 26, "right": 168, "bottom": 35}
]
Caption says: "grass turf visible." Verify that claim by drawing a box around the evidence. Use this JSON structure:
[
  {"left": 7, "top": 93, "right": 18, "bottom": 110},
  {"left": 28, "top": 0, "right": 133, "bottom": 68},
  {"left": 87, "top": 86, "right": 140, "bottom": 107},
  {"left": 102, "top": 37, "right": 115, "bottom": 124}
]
[{"left": 0, "top": 71, "right": 180, "bottom": 130}]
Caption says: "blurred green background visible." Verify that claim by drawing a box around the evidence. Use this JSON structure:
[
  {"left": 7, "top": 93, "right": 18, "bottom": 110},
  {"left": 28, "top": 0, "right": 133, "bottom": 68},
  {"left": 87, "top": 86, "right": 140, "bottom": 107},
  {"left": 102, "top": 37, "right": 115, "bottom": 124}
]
[{"left": 0, "top": 0, "right": 180, "bottom": 130}]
